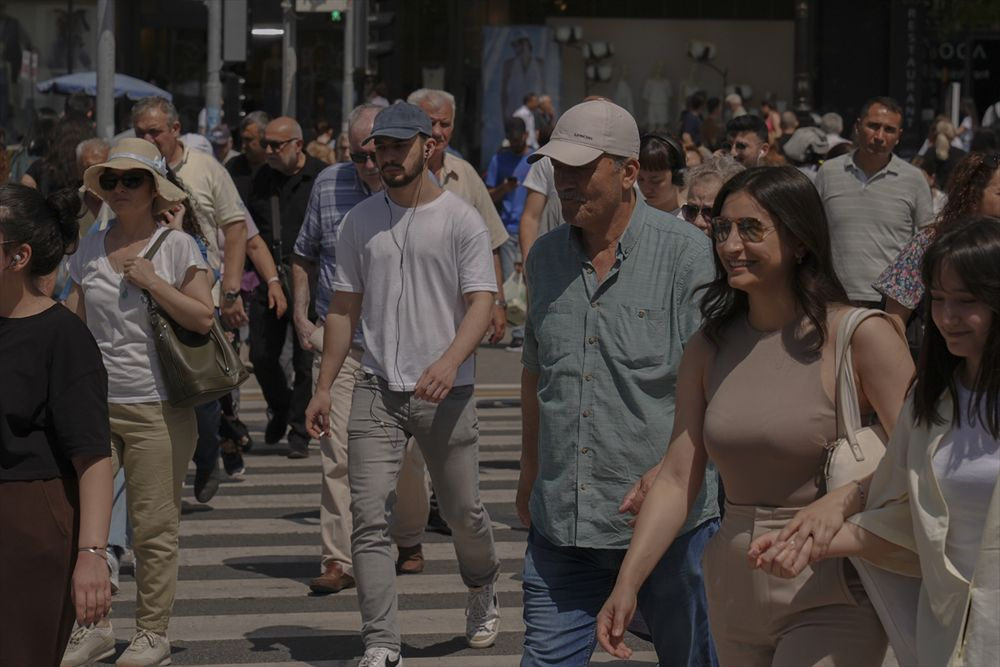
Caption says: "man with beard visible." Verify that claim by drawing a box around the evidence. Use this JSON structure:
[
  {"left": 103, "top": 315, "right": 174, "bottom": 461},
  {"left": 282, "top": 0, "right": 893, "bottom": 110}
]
[
  {"left": 292, "top": 103, "right": 429, "bottom": 596},
  {"left": 305, "top": 103, "right": 501, "bottom": 667}
]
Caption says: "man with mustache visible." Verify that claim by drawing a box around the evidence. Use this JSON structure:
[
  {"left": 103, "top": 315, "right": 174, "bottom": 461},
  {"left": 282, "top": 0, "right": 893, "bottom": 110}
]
[
  {"left": 515, "top": 99, "right": 720, "bottom": 666},
  {"left": 304, "top": 103, "right": 501, "bottom": 667}
]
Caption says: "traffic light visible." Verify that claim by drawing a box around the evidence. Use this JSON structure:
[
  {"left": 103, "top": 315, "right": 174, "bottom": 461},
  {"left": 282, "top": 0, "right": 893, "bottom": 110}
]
[{"left": 330, "top": 10, "right": 343, "bottom": 22}]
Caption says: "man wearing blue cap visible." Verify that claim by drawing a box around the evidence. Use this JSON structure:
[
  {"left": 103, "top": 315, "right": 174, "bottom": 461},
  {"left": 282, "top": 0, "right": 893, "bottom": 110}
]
[{"left": 305, "top": 102, "right": 501, "bottom": 667}]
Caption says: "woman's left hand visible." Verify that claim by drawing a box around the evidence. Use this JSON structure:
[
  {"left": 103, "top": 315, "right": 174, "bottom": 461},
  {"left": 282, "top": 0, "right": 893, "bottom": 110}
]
[
  {"left": 72, "top": 551, "right": 112, "bottom": 626},
  {"left": 161, "top": 203, "right": 187, "bottom": 231},
  {"left": 122, "top": 257, "right": 160, "bottom": 291}
]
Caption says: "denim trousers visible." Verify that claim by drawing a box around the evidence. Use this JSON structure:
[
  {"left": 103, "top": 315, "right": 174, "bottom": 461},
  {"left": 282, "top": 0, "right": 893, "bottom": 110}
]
[
  {"left": 521, "top": 519, "right": 720, "bottom": 667},
  {"left": 348, "top": 374, "right": 500, "bottom": 651}
]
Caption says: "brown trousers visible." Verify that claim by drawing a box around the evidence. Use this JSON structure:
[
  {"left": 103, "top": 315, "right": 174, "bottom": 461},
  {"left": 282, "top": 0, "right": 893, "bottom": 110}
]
[
  {"left": 703, "top": 502, "right": 888, "bottom": 667},
  {"left": 0, "top": 477, "right": 79, "bottom": 666}
]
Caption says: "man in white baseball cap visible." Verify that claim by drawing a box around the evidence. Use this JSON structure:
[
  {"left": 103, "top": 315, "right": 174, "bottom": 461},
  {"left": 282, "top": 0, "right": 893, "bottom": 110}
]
[{"left": 517, "top": 99, "right": 721, "bottom": 666}]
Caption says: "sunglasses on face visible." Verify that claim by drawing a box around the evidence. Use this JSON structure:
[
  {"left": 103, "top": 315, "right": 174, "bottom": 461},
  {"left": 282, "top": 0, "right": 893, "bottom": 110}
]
[
  {"left": 349, "top": 151, "right": 376, "bottom": 164},
  {"left": 710, "top": 216, "right": 776, "bottom": 243},
  {"left": 261, "top": 138, "right": 295, "bottom": 151},
  {"left": 99, "top": 170, "right": 149, "bottom": 191},
  {"left": 681, "top": 204, "right": 713, "bottom": 223}
]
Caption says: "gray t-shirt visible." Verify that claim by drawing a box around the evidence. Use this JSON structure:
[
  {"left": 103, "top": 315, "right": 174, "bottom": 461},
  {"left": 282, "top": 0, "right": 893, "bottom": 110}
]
[
  {"left": 333, "top": 190, "right": 496, "bottom": 391},
  {"left": 522, "top": 156, "right": 564, "bottom": 237}
]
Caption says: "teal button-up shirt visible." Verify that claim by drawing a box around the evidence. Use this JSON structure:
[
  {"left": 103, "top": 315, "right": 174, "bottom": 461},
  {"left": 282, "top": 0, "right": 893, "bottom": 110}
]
[{"left": 523, "top": 197, "right": 719, "bottom": 549}]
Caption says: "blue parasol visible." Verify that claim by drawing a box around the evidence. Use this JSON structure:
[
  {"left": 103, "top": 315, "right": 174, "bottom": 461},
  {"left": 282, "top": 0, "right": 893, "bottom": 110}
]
[{"left": 36, "top": 72, "right": 172, "bottom": 101}]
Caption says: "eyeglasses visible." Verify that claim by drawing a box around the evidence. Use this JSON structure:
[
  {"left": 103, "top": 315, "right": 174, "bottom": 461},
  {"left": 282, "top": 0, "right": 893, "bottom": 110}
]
[
  {"left": 98, "top": 170, "right": 149, "bottom": 191},
  {"left": 710, "top": 217, "right": 777, "bottom": 243},
  {"left": 349, "top": 151, "right": 376, "bottom": 164},
  {"left": 261, "top": 138, "right": 296, "bottom": 151},
  {"left": 680, "top": 204, "right": 713, "bottom": 223}
]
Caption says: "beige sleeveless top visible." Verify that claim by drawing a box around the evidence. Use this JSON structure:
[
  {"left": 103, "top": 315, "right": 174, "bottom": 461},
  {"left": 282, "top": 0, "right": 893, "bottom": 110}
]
[{"left": 703, "top": 312, "right": 839, "bottom": 508}]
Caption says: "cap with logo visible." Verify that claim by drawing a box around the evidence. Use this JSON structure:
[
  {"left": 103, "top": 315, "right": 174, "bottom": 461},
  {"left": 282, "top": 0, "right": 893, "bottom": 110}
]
[
  {"left": 527, "top": 99, "right": 639, "bottom": 166},
  {"left": 362, "top": 102, "right": 433, "bottom": 146}
]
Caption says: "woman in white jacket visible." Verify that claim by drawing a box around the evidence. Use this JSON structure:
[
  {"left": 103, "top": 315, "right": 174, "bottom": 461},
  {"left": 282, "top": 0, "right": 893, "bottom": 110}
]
[{"left": 750, "top": 215, "right": 1000, "bottom": 666}]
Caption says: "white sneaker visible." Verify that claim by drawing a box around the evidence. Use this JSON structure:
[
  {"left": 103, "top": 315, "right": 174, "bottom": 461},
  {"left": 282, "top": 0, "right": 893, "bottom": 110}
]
[
  {"left": 61, "top": 622, "right": 115, "bottom": 666},
  {"left": 115, "top": 629, "right": 171, "bottom": 667},
  {"left": 358, "top": 646, "right": 402, "bottom": 667},
  {"left": 465, "top": 581, "right": 500, "bottom": 648}
]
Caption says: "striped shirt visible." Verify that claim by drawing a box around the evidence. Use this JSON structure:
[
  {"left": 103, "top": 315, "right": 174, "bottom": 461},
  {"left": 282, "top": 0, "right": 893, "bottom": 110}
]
[
  {"left": 293, "top": 162, "right": 373, "bottom": 322},
  {"left": 815, "top": 151, "right": 934, "bottom": 302}
]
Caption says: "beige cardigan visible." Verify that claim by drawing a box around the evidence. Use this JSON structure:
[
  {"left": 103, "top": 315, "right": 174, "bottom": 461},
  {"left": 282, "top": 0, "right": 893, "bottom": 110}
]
[{"left": 849, "top": 393, "right": 1000, "bottom": 667}]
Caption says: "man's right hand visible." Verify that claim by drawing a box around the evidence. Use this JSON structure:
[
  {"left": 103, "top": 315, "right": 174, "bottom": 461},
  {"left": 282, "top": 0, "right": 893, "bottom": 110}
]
[
  {"left": 294, "top": 315, "right": 318, "bottom": 351},
  {"left": 304, "top": 391, "right": 332, "bottom": 440}
]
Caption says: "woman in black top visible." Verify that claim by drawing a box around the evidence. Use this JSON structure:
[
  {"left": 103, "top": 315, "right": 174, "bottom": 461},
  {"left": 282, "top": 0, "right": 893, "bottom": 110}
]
[{"left": 0, "top": 184, "right": 113, "bottom": 666}]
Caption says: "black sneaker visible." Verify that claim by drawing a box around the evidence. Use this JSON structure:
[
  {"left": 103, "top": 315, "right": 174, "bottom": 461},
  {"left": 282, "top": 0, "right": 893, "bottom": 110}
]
[
  {"left": 287, "top": 434, "right": 309, "bottom": 459},
  {"left": 426, "top": 503, "right": 452, "bottom": 536},
  {"left": 264, "top": 412, "right": 288, "bottom": 445},
  {"left": 506, "top": 336, "right": 524, "bottom": 352},
  {"left": 194, "top": 465, "right": 221, "bottom": 503}
]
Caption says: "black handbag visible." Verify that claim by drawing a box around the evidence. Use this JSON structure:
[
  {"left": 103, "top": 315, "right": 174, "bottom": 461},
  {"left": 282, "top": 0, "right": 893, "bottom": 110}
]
[{"left": 143, "top": 229, "right": 249, "bottom": 407}]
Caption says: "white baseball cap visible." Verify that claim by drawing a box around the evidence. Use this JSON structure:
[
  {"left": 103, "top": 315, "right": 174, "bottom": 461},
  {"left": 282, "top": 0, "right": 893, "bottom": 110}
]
[{"left": 528, "top": 99, "right": 639, "bottom": 166}]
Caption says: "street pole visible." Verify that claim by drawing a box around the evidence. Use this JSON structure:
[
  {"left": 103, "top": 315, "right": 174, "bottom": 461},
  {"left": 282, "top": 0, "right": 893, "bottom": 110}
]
[
  {"left": 792, "top": 0, "right": 814, "bottom": 111},
  {"left": 95, "top": 0, "right": 115, "bottom": 139},
  {"left": 342, "top": 5, "right": 355, "bottom": 132},
  {"left": 205, "top": 0, "right": 223, "bottom": 133},
  {"left": 281, "top": 0, "right": 297, "bottom": 118}
]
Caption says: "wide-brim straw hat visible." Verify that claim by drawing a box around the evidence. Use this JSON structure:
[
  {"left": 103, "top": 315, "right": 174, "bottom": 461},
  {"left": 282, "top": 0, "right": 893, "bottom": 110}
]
[{"left": 83, "top": 137, "right": 186, "bottom": 215}]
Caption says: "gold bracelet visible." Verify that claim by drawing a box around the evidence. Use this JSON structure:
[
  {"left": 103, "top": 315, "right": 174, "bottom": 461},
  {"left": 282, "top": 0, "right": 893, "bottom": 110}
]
[{"left": 78, "top": 547, "right": 108, "bottom": 560}]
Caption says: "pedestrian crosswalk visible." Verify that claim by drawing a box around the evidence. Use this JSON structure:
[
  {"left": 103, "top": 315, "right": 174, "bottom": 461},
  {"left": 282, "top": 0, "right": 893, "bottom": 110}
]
[{"left": 98, "top": 381, "right": 658, "bottom": 666}]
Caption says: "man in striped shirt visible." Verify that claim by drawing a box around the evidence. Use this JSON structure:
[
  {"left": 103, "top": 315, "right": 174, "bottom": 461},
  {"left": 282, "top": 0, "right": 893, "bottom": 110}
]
[{"left": 814, "top": 96, "right": 934, "bottom": 305}]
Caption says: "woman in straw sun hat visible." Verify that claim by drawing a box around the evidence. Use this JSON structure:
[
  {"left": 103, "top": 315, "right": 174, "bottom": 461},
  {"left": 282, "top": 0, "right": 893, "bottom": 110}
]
[{"left": 61, "top": 137, "right": 215, "bottom": 667}]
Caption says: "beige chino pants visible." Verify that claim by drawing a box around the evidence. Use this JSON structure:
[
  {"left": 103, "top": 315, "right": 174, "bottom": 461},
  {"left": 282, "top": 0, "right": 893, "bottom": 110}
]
[{"left": 108, "top": 401, "right": 197, "bottom": 635}]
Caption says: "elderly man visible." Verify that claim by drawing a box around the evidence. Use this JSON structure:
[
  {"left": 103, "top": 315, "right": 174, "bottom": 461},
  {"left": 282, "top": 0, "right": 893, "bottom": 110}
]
[
  {"left": 406, "top": 88, "right": 510, "bottom": 345},
  {"left": 244, "top": 117, "right": 326, "bottom": 458},
  {"left": 305, "top": 102, "right": 501, "bottom": 667},
  {"left": 516, "top": 100, "right": 720, "bottom": 666},
  {"left": 291, "top": 103, "right": 430, "bottom": 595},
  {"left": 815, "top": 96, "right": 934, "bottom": 305}
]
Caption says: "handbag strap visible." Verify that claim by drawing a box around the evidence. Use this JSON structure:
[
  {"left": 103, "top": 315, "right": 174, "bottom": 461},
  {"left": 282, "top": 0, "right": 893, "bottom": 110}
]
[
  {"left": 833, "top": 307, "right": 903, "bottom": 447},
  {"left": 140, "top": 228, "right": 172, "bottom": 313}
]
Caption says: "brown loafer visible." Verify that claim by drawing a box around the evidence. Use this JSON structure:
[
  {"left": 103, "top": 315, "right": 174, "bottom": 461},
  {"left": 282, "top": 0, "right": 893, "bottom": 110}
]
[
  {"left": 309, "top": 563, "right": 355, "bottom": 594},
  {"left": 396, "top": 544, "right": 425, "bottom": 575}
]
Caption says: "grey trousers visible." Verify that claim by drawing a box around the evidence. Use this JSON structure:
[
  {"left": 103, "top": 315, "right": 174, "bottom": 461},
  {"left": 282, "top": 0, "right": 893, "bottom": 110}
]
[{"left": 348, "top": 373, "right": 500, "bottom": 650}]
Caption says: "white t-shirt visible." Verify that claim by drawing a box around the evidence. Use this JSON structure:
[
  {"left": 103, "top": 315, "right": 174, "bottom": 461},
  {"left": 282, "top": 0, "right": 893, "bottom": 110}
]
[
  {"left": 931, "top": 382, "right": 1000, "bottom": 580},
  {"left": 68, "top": 226, "right": 209, "bottom": 403},
  {"left": 333, "top": 190, "right": 496, "bottom": 391},
  {"left": 522, "top": 156, "right": 564, "bottom": 237}
]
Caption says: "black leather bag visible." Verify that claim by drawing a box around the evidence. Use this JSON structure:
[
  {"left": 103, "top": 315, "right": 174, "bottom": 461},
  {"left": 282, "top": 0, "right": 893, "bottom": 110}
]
[{"left": 143, "top": 229, "right": 249, "bottom": 407}]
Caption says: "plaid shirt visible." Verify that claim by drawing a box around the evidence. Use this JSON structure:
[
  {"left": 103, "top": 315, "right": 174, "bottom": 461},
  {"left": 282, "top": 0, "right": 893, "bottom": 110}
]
[{"left": 293, "top": 162, "right": 374, "bottom": 322}]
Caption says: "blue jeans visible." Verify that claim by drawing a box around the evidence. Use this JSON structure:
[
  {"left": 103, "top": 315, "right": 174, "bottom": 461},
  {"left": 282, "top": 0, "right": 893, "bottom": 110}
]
[
  {"left": 108, "top": 467, "right": 130, "bottom": 550},
  {"left": 521, "top": 519, "right": 719, "bottom": 667}
]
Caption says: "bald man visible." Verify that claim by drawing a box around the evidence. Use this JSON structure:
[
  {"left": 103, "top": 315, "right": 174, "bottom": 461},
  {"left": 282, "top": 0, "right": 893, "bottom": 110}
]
[{"left": 246, "top": 116, "right": 329, "bottom": 458}]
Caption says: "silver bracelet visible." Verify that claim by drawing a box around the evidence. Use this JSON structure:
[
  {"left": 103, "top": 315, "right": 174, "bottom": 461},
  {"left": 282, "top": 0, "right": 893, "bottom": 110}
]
[{"left": 78, "top": 547, "right": 109, "bottom": 560}]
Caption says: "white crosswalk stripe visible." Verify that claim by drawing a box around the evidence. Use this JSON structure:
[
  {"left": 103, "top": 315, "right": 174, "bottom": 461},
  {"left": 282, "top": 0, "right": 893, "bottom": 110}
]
[{"left": 97, "top": 381, "right": 658, "bottom": 666}]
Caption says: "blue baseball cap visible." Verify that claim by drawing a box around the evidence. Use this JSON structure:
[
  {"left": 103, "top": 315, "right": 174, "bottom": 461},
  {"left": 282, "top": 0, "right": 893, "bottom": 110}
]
[{"left": 362, "top": 102, "right": 432, "bottom": 145}]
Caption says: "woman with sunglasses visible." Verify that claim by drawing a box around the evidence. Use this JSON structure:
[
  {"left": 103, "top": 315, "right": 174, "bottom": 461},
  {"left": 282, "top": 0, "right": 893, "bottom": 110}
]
[
  {"left": 679, "top": 155, "right": 744, "bottom": 236},
  {"left": 595, "top": 167, "right": 913, "bottom": 665},
  {"left": 751, "top": 217, "right": 999, "bottom": 666},
  {"left": 0, "top": 185, "right": 112, "bottom": 666},
  {"left": 62, "top": 138, "right": 214, "bottom": 666}
]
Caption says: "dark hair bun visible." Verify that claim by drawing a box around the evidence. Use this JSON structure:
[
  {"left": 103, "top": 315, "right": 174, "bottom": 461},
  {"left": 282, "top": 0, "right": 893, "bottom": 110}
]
[{"left": 46, "top": 188, "right": 81, "bottom": 257}]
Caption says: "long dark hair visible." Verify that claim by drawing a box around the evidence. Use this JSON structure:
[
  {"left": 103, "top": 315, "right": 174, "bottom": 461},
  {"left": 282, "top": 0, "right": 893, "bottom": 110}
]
[
  {"left": 913, "top": 217, "right": 1000, "bottom": 438},
  {"left": 34, "top": 116, "right": 96, "bottom": 195},
  {"left": 700, "top": 166, "right": 849, "bottom": 353}
]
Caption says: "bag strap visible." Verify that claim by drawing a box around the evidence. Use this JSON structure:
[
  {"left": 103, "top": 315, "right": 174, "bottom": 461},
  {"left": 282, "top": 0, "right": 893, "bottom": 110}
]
[
  {"left": 140, "top": 228, "right": 173, "bottom": 313},
  {"left": 270, "top": 193, "right": 283, "bottom": 264},
  {"left": 142, "top": 227, "right": 173, "bottom": 261},
  {"left": 833, "top": 307, "right": 904, "bottom": 453}
]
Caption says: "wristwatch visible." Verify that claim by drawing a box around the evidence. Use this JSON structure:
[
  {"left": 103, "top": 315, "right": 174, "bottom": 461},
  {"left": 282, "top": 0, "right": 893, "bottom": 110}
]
[
  {"left": 494, "top": 298, "right": 507, "bottom": 308},
  {"left": 223, "top": 290, "right": 240, "bottom": 304}
]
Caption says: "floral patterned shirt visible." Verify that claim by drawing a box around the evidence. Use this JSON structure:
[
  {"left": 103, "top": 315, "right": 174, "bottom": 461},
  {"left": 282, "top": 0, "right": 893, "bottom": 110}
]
[{"left": 872, "top": 226, "right": 937, "bottom": 309}]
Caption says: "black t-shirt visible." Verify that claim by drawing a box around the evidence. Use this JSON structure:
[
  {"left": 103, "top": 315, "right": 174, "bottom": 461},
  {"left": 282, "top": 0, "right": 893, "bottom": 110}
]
[
  {"left": 0, "top": 303, "right": 110, "bottom": 481},
  {"left": 247, "top": 155, "right": 327, "bottom": 265}
]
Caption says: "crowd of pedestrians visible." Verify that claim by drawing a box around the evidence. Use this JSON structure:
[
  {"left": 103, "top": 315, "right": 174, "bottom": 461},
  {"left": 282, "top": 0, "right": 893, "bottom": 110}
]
[{"left": 1, "top": 81, "right": 997, "bottom": 667}]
